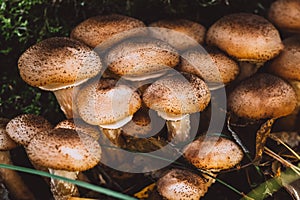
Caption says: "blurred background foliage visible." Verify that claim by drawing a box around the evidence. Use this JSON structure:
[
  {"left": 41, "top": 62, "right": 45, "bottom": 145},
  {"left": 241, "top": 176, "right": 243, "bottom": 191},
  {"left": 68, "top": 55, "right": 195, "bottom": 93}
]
[{"left": 0, "top": 0, "right": 273, "bottom": 124}]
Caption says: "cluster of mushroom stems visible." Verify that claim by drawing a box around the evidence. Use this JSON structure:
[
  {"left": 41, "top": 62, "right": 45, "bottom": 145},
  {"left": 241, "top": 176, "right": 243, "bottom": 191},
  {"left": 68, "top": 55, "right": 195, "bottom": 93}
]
[{"left": 1, "top": 0, "right": 300, "bottom": 199}]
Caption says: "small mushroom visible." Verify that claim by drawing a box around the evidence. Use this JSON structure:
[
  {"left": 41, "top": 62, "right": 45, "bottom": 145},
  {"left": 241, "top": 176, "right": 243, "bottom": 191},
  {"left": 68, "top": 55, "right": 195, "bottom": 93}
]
[
  {"left": 18, "top": 37, "right": 102, "bottom": 118},
  {"left": 105, "top": 37, "right": 180, "bottom": 81},
  {"left": 156, "top": 169, "right": 212, "bottom": 200},
  {"left": 149, "top": 19, "right": 206, "bottom": 51},
  {"left": 143, "top": 72, "right": 211, "bottom": 143},
  {"left": 206, "top": 13, "right": 283, "bottom": 80},
  {"left": 76, "top": 78, "right": 142, "bottom": 146},
  {"left": 228, "top": 73, "right": 297, "bottom": 161},
  {"left": 27, "top": 128, "right": 101, "bottom": 200},
  {"left": 0, "top": 118, "right": 35, "bottom": 200},
  {"left": 268, "top": 0, "right": 300, "bottom": 33}
]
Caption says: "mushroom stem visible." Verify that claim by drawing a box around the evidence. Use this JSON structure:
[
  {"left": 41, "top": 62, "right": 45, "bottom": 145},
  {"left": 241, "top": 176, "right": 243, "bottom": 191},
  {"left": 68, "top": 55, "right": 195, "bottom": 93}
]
[
  {"left": 100, "top": 128, "right": 125, "bottom": 147},
  {"left": 254, "top": 118, "right": 275, "bottom": 163},
  {"left": 48, "top": 168, "right": 79, "bottom": 200},
  {"left": 0, "top": 151, "right": 35, "bottom": 200},
  {"left": 236, "top": 62, "right": 263, "bottom": 81},
  {"left": 54, "top": 86, "right": 79, "bottom": 119},
  {"left": 166, "top": 114, "right": 191, "bottom": 143}
]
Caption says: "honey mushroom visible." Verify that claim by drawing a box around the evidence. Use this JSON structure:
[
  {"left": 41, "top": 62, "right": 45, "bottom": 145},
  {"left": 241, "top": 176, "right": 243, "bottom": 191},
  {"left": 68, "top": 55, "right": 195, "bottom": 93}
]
[
  {"left": 0, "top": 118, "right": 35, "bottom": 200},
  {"left": 18, "top": 37, "right": 102, "bottom": 119},
  {"left": 228, "top": 73, "right": 297, "bottom": 162},
  {"left": 206, "top": 13, "right": 283, "bottom": 81}
]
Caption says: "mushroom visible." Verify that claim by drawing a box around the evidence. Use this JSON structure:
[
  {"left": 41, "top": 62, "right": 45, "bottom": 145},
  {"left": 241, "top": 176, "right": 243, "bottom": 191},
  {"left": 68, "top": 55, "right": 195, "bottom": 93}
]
[
  {"left": 143, "top": 72, "right": 211, "bottom": 144},
  {"left": 268, "top": 0, "right": 300, "bottom": 33},
  {"left": 149, "top": 19, "right": 206, "bottom": 51},
  {"left": 156, "top": 169, "right": 212, "bottom": 200},
  {"left": 228, "top": 73, "right": 297, "bottom": 162},
  {"left": 70, "top": 14, "right": 146, "bottom": 49},
  {"left": 206, "top": 13, "right": 283, "bottom": 80},
  {"left": 178, "top": 47, "right": 239, "bottom": 90},
  {"left": 0, "top": 118, "right": 35, "bottom": 200},
  {"left": 105, "top": 37, "right": 180, "bottom": 81},
  {"left": 18, "top": 37, "right": 102, "bottom": 118},
  {"left": 26, "top": 128, "right": 101, "bottom": 200},
  {"left": 76, "top": 78, "right": 142, "bottom": 146}
]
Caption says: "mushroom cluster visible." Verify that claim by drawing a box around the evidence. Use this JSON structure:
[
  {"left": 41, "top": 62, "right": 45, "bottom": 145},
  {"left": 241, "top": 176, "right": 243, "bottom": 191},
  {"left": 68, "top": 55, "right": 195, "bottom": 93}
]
[{"left": 3, "top": 3, "right": 300, "bottom": 199}]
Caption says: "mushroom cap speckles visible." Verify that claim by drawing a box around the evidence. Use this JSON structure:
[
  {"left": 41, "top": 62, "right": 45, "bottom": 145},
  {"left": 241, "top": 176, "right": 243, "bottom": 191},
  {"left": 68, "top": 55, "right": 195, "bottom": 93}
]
[
  {"left": 228, "top": 73, "right": 297, "bottom": 120},
  {"left": 267, "top": 36, "right": 300, "bottom": 81},
  {"left": 18, "top": 37, "right": 102, "bottom": 91},
  {"left": 6, "top": 114, "right": 53, "bottom": 146},
  {"left": 105, "top": 37, "right": 180, "bottom": 77},
  {"left": 27, "top": 128, "right": 101, "bottom": 171},
  {"left": 206, "top": 13, "right": 283, "bottom": 62},
  {"left": 157, "top": 169, "right": 210, "bottom": 200},
  {"left": 76, "top": 78, "right": 142, "bottom": 126},
  {"left": 179, "top": 47, "right": 239, "bottom": 84},
  {"left": 143, "top": 73, "right": 210, "bottom": 116},
  {"left": 70, "top": 14, "right": 146, "bottom": 48},
  {"left": 149, "top": 19, "right": 206, "bottom": 51},
  {"left": 0, "top": 118, "right": 17, "bottom": 151},
  {"left": 268, "top": 0, "right": 300, "bottom": 33},
  {"left": 183, "top": 136, "right": 243, "bottom": 171}
]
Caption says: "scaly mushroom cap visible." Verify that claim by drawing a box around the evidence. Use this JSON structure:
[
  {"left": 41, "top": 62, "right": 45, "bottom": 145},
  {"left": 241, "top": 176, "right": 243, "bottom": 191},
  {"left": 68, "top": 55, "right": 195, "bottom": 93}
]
[
  {"left": 27, "top": 128, "right": 101, "bottom": 171},
  {"left": 206, "top": 13, "right": 283, "bottom": 63},
  {"left": 6, "top": 114, "right": 53, "bottom": 146},
  {"left": 76, "top": 78, "right": 142, "bottom": 126},
  {"left": 157, "top": 169, "right": 210, "bottom": 200},
  {"left": 267, "top": 36, "right": 300, "bottom": 81},
  {"left": 0, "top": 118, "right": 17, "bottom": 151},
  {"left": 105, "top": 37, "right": 179, "bottom": 79},
  {"left": 268, "top": 0, "right": 300, "bottom": 33},
  {"left": 143, "top": 73, "right": 211, "bottom": 118},
  {"left": 70, "top": 14, "right": 146, "bottom": 48},
  {"left": 149, "top": 19, "right": 206, "bottom": 51},
  {"left": 18, "top": 37, "right": 102, "bottom": 91},
  {"left": 179, "top": 47, "right": 239, "bottom": 85},
  {"left": 183, "top": 136, "right": 243, "bottom": 171},
  {"left": 228, "top": 73, "right": 297, "bottom": 120}
]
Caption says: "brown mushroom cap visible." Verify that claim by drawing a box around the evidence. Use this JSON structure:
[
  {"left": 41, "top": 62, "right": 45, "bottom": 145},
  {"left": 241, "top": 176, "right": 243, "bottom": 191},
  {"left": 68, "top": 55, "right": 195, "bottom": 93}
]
[
  {"left": 6, "top": 114, "right": 53, "bottom": 146},
  {"left": 149, "top": 19, "right": 206, "bottom": 51},
  {"left": 228, "top": 73, "right": 297, "bottom": 120},
  {"left": 178, "top": 47, "right": 239, "bottom": 85},
  {"left": 0, "top": 118, "right": 17, "bottom": 151},
  {"left": 268, "top": 0, "right": 300, "bottom": 33},
  {"left": 143, "top": 73, "right": 211, "bottom": 118},
  {"left": 105, "top": 37, "right": 179, "bottom": 79},
  {"left": 76, "top": 78, "right": 142, "bottom": 127},
  {"left": 70, "top": 14, "right": 146, "bottom": 48},
  {"left": 183, "top": 136, "right": 243, "bottom": 171},
  {"left": 267, "top": 36, "right": 300, "bottom": 81},
  {"left": 206, "top": 13, "right": 283, "bottom": 62},
  {"left": 27, "top": 128, "right": 101, "bottom": 171},
  {"left": 157, "top": 169, "right": 210, "bottom": 200},
  {"left": 18, "top": 37, "right": 102, "bottom": 91}
]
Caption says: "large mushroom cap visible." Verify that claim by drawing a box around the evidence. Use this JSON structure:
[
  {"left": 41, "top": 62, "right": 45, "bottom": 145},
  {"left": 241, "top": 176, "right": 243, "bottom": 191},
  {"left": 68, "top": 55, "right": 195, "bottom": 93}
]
[
  {"left": 0, "top": 118, "right": 17, "bottom": 151},
  {"left": 105, "top": 37, "right": 179, "bottom": 80},
  {"left": 76, "top": 78, "right": 142, "bottom": 127},
  {"left": 267, "top": 36, "right": 300, "bottom": 81},
  {"left": 268, "top": 0, "right": 300, "bottom": 33},
  {"left": 157, "top": 169, "right": 210, "bottom": 200},
  {"left": 27, "top": 128, "right": 101, "bottom": 171},
  {"left": 143, "top": 73, "right": 211, "bottom": 119},
  {"left": 18, "top": 37, "right": 102, "bottom": 91},
  {"left": 179, "top": 47, "right": 239, "bottom": 85},
  {"left": 183, "top": 135, "right": 243, "bottom": 171},
  {"left": 6, "top": 114, "right": 53, "bottom": 146},
  {"left": 206, "top": 13, "right": 283, "bottom": 63},
  {"left": 228, "top": 73, "right": 297, "bottom": 120},
  {"left": 149, "top": 19, "right": 206, "bottom": 51},
  {"left": 70, "top": 14, "right": 146, "bottom": 48}
]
